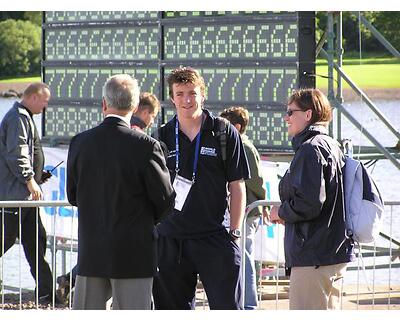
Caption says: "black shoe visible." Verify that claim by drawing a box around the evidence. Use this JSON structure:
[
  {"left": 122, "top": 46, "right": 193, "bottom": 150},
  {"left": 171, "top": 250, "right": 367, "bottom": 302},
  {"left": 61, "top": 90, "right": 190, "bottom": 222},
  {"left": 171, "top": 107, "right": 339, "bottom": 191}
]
[{"left": 56, "top": 275, "right": 70, "bottom": 304}]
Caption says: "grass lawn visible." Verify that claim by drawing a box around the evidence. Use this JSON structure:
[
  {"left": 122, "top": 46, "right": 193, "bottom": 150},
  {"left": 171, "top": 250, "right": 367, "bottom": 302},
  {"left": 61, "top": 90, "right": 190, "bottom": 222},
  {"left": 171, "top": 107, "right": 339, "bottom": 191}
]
[
  {"left": 316, "top": 58, "right": 400, "bottom": 89},
  {"left": 0, "top": 76, "right": 41, "bottom": 83},
  {"left": 1, "top": 58, "right": 399, "bottom": 90},
  {"left": 316, "top": 64, "right": 400, "bottom": 89}
]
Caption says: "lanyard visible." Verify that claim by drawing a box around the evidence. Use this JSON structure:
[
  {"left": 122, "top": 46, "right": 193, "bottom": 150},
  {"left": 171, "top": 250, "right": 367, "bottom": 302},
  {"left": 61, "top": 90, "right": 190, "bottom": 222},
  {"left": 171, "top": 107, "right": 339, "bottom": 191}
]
[{"left": 175, "top": 118, "right": 202, "bottom": 184}]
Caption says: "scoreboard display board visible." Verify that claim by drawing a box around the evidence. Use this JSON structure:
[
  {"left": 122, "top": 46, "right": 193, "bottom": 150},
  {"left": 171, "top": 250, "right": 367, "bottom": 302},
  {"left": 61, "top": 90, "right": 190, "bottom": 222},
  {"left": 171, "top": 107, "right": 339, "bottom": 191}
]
[{"left": 42, "top": 11, "right": 315, "bottom": 151}]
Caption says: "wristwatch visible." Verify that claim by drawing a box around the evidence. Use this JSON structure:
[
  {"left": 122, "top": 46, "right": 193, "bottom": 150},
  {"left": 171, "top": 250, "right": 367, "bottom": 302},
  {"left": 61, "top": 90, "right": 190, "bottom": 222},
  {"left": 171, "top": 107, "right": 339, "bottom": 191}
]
[{"left": 229, "top": 229, "right": 242, "bottom": 239}]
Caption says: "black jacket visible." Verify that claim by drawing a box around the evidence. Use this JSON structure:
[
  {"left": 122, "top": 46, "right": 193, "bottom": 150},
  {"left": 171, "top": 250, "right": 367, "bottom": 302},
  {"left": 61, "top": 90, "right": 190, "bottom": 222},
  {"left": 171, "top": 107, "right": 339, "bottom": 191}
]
[
  {"left": 67, "top": 116, "right": 175, "bottom": 278},
  {"left": 278, "top": 125, "right": 355, "bottom": 267}
]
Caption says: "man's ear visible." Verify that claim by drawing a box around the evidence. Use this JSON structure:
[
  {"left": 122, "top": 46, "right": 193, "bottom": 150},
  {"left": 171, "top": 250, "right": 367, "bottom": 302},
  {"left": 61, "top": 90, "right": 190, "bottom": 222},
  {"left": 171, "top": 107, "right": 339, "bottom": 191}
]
[
  {"left": 102, "top": 98, "right": 107, "bottom": 113},
  {"left": 200, "top": 94, "right": 205, "bottom": 106},
  {"left": 234, "top": 123, "right": 241, "bottom": 133}
]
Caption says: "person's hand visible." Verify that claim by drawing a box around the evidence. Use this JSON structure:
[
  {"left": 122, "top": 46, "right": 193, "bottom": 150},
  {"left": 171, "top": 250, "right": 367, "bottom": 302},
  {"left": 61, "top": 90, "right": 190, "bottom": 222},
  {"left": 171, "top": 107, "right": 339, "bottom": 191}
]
[
  {"left": 262, "top": 206, "right": 272, "bottom": 226},
  {"left": 270, "top": 205, "right": 285, "bottom": 225},
  {"left": 27, "top": 178, "right": 42, "bottom": 200},
  {"left": 40, "top": 170, "right": 52, "bottom": 184}
]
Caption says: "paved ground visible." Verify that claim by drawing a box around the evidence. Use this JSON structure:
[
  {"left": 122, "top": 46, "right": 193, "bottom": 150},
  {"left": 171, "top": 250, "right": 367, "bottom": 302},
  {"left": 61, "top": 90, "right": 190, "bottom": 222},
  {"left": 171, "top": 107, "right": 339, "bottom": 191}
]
[
  {"left": 1, "top": 283, "right": 399, "bottom": 310},
  {"left": 194, "top": 283, "right": 400, "bottom": 310}
]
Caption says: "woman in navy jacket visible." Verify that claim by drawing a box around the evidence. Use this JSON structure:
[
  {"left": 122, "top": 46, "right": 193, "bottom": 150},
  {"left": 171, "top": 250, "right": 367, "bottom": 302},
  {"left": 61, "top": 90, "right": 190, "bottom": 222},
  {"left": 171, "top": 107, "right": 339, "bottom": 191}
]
[{"left": 270, "top": 89, "right": 354, "bottom": 310}]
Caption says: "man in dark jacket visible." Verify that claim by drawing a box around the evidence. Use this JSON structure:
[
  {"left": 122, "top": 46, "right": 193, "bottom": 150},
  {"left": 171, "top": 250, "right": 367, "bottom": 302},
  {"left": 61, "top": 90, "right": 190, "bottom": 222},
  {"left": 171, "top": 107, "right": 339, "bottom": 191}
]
[
  {"left": 0, "top": 83, "right": 55, "bottom": 304},
  {"left": 67, "top": 74, "right": 175, "bottom": 309}
]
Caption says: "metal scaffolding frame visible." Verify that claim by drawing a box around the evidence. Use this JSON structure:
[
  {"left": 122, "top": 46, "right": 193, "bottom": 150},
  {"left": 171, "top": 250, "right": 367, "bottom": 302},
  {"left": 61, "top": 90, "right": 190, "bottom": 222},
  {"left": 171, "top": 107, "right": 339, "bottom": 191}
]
[{"left": 321, "top": 12, "right": 400, "bottom": 170}]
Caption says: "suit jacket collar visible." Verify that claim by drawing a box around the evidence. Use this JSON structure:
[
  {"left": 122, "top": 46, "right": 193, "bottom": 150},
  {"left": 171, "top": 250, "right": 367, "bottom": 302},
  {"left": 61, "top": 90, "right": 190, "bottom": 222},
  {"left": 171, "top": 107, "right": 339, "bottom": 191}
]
[{"left": 103, "top": 115, "right": 130, "bottom": 128}]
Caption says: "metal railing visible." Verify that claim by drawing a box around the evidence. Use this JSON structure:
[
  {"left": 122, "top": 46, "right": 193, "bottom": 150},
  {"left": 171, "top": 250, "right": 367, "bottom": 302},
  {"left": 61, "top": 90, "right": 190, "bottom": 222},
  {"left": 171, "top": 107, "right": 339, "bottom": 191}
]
[
  {"left": 238, "top": 200, "right": 400, "bottom": 310},
  {"left": 1, "top": 200, "right": 399, "bottom": 310},
  {"left": 1, "top": 200, "right": 76, "bottom": 310}
]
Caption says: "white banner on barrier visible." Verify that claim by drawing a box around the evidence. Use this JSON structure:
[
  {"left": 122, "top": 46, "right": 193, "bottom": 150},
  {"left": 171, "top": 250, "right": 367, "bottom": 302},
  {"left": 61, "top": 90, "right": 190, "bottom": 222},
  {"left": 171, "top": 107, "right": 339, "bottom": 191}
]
[
  {"left": 255, "top": 160, "right": 285, "bottom": 263},
  {"left": 40, "top": 146, "right": 78, "bottom": 240},
  {"left": 254, "top": 223, "right": 285, "bottom": 263}
]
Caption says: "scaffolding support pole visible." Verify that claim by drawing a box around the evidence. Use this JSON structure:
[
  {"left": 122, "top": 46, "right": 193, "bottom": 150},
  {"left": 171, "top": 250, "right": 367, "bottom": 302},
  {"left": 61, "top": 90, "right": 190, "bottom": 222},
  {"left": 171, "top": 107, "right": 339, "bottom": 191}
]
[
  {"left": 336, "top": 12, "right": 343, "bottom": 141},
  {"left": 355, "top": 12, "right": 400, "bottom": 58}
]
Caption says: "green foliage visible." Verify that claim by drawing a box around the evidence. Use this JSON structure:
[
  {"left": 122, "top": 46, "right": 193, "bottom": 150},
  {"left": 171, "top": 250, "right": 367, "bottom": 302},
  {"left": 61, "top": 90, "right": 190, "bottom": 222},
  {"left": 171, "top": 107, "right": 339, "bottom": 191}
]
[
  {"left": 0, "top": 19, "right": 41, "bottom": 77},
  {"left": 24, "top": 12, "right": 42, "bottom": 26},
  {"left": 316, "top": 11, "right": 398, "bottom": 57},
  {"left": 372, "top": 12, "right": 400, "bottom": 52},
  {"left": 0, "top": 12, "right": 25, "bottom": 21}
]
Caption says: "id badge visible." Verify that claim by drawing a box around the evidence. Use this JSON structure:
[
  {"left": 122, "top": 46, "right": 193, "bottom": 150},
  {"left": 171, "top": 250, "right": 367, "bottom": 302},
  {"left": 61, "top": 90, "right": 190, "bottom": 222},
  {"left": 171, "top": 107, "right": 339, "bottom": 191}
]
[{"left": 172, "top": 174, "right": 193, "bottom": 211}]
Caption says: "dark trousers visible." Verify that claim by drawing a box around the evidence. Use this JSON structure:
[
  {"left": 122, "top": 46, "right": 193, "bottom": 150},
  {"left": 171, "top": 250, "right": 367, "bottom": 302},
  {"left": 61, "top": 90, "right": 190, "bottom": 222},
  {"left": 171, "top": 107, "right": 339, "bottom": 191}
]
[
  {"left": 153, "top": 231, "right": 242, "bottom": 310},
  {"left": 1, "top": 207, "right": 53, "bottom": 297},
  {"left": 62, "top": 264, "right": 78, "bottom": 287}
]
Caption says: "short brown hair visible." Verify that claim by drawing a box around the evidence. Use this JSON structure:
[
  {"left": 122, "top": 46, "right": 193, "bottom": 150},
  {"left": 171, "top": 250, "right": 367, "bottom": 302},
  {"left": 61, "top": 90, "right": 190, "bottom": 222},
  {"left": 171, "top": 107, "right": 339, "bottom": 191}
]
[
  {"left": 288, "top": 88, "right": 332, "bottom": 124},
  {"left": 167, "top": 66, "right": 206, "bottom": 98},
  {"left": 23, "top": 82, "right": 50, "bottom": 97},
  {"left": 138, "top": 92, "right": 160, "bottom": 114},
  {"left": 220, "top": 106, "right": 249, "bottom": 134}
]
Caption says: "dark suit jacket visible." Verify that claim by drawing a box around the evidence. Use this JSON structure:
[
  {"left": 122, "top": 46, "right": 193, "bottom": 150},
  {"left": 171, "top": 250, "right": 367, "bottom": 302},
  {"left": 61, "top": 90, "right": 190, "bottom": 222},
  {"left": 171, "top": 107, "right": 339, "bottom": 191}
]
[{"left": 67, "top": 116, "right": 175, "bottom": 278}]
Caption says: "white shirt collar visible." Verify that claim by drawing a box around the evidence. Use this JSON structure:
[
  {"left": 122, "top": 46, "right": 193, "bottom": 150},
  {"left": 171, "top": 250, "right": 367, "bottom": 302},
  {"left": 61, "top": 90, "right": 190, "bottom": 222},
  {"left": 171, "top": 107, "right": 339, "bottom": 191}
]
[{"left": 105, "top": 114, "right": 131, "bottom": 127}]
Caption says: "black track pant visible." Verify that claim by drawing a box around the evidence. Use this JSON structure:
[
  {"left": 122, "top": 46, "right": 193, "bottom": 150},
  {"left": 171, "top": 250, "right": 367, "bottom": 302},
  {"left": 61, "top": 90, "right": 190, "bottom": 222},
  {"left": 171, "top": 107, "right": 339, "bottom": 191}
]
[
  {"left": 153, "top": 231, "right": 242, "bottom": 310},
  {"left": 1, "top": 207, "right": 53, "bottom": 297}
]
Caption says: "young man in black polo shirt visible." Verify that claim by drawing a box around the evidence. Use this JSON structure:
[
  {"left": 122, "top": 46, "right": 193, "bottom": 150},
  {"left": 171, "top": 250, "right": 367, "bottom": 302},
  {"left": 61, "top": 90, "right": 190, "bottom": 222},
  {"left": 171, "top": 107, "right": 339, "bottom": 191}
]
[{"left": 152, "top": 67, "right": 249, "bottom": 310}]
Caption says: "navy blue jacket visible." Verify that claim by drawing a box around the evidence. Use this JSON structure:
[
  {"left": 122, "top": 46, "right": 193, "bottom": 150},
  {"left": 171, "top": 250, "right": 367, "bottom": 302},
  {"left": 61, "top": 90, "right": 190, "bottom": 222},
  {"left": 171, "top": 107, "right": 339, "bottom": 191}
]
[{"left": 278, "top": 125, "right": 355, "bottom": 267}]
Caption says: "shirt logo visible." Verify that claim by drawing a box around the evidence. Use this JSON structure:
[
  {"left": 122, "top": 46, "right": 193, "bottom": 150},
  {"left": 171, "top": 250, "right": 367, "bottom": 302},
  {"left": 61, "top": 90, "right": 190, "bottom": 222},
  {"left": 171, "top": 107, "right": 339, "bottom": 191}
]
[
  {"left": 167, "top": 150, "right": 177, "bottom": 159},
  {"left": 200, "top": 147, "right": 217, "bottom": 157}
]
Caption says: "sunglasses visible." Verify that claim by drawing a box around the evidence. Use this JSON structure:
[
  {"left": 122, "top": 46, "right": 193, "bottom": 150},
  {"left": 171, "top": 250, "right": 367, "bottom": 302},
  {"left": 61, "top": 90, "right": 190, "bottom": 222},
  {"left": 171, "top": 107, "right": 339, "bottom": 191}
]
[{"left": 285, "top": 109, "right": 306, "bottom": 117}]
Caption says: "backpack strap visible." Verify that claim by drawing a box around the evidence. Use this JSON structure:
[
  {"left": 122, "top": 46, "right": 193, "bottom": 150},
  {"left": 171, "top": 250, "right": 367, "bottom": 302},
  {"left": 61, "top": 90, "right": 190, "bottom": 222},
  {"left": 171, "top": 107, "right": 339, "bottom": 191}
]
[
  {"left": 213, "top": 116, "right": 229, "bottom": 169},
  {"left": 152, "top": 124, "right": 169, "bottom": 159}
]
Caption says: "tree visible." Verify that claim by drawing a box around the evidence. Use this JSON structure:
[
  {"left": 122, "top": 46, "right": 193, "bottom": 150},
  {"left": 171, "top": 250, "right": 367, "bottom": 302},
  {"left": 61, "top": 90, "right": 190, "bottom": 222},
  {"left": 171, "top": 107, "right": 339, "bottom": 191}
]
[
  {"left": 316, "top": 11, "right": 389, "bottom": 57},
  {"left": 0, "top": 12, "right": 25, "bottom": 22},
  {"left": 24, "top": 12, "right": 42, "bottom": 27},
  {"left": 0, "top": 11, "right": 42, "bottom": 26},
  {"left": 372, "top": 11, "right": 400, "bottom": 53},
  {"left": 0, "top": 19, "right": 41, "bottom": 77}
]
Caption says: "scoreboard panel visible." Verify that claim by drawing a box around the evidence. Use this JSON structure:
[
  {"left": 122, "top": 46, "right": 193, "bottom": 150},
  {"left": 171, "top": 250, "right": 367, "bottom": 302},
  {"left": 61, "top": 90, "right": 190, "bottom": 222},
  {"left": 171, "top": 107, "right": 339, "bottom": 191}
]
[
  {"left": 163, "top": 67, "right": 298, "bottom": 103},
  {"left": 45, "top": 11, "right": 158, "bottom": 23},
  {"left": 42, "top": 11, "right": 315, "bottom": 151},
  {"left": 45, "top": 26, "right": 159, "bottom": 61},
  {"left": 163, "top": 23, "right": 297, "bottom": 60},
  {"left": 45, "top": 67, "right": 159, "bottom": 100}
]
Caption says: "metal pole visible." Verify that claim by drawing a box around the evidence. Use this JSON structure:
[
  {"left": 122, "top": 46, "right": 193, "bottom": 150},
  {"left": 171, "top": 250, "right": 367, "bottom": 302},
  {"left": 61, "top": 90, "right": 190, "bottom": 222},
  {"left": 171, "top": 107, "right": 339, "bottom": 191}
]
[
  {"left": 320, "top": 48, "right": 400, "bottom": 142},
  {"left": 336, "top": 12, "right": 343, "bottom": 141},
  {"left": 327, "top": 13, "right": 335, "bottom": 102},
  {"left": 333, "top": 99, "right": 400, "bottom": 170},
  {"left": 356, "top": 12, "right": 400, "bottom": 58}
]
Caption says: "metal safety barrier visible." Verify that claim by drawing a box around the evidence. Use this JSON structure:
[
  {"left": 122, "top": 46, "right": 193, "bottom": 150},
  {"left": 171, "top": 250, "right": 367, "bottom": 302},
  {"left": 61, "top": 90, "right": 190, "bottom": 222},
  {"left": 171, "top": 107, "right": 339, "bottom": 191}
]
[
  {"left": 236, "top": 200, "right": 400, "bottom": 310},
  {"left": 1, "top": 200, "right": 76, "bottom": 310},
  {"left": 1, "top": 200, "right": 399, "bottom": 310}
]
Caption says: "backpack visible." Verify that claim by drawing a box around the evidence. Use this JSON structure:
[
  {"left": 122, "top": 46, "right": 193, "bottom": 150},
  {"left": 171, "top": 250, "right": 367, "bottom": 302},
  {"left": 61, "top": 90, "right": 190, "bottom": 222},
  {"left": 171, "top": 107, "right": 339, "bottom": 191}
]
[{"left": 342, "top": 155, "right": 384, "bottom": 244}]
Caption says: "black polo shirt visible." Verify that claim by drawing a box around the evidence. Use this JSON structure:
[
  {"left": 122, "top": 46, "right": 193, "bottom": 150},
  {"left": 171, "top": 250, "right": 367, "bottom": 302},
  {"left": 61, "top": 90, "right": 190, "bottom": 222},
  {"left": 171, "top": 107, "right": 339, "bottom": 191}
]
[{"left": 156, "top": 109, "right": 250, "bottom": 238}]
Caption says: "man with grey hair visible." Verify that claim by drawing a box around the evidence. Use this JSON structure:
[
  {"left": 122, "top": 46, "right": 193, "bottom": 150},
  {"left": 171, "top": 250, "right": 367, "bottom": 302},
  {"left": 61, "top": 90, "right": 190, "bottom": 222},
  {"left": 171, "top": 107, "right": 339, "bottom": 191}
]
[
  {"left": 67, "top": 74, "right": 175, "bottom": 309},
  {"left": 0, "top": 82, "right": 55, "bottom": 304}
]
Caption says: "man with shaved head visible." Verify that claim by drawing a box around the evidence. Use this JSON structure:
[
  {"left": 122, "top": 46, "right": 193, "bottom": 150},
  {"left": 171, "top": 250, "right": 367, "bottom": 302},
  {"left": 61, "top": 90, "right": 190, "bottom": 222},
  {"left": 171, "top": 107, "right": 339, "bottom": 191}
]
[{"left": 0, "top": 82, "right": 55, "bottom": 304}]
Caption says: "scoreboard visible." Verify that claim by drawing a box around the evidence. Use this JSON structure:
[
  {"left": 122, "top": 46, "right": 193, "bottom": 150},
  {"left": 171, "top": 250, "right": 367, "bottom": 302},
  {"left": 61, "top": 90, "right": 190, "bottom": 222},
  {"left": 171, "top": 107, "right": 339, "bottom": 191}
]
[{"left": 42, "top": 11, "right": 315, "bottom": 151}]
